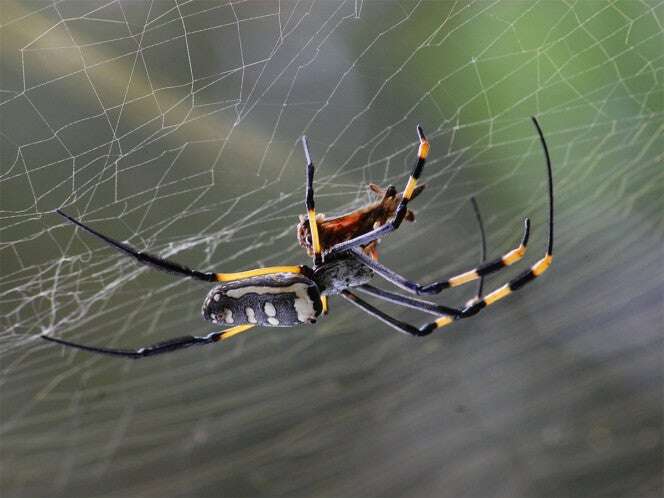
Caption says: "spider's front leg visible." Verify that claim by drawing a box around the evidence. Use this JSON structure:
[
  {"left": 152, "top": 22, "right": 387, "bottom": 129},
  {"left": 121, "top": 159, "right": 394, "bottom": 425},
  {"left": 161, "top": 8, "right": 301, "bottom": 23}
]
[
  {"left": 349, "top": 216, "right": 530, "bottom": 296},
  {"left": 341, "top": 246, "right": 551, "bottom": 336},
  {"left": 324, "top": 125, "right": 430, "bottom": 258},
  {"left": 341, "top": 116, "right": 555, "bottom": 338},
  {"left": 55, "top": 210, "right": 305, "bottom": 283},
  {"left": 302, "top": 136, "right": 323, "bottom": 267}
]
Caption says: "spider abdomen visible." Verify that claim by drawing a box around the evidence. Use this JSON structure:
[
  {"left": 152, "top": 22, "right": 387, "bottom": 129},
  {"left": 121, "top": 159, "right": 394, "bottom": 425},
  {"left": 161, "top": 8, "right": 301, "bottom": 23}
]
[{"left": 202, "top": 274, "right": 322, "bottom": 327}]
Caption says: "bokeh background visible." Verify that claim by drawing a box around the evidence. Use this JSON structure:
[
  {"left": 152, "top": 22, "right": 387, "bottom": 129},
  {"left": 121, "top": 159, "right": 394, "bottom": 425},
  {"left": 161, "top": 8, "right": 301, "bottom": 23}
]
[{"left": 1, "top": 1, "right": 662, "bottom": 497}]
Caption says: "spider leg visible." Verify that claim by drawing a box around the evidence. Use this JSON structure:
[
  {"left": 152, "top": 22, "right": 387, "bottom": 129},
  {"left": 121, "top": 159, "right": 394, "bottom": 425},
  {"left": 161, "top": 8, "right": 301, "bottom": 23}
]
[
  {"left": 302, "top": 136, "right": 323, "bottom": 266},
  {"left": 302, "top": 136, "right": 329, "bottom": 313},
  {"left": 325, "top": 125, "right": 429, "bottom": 258},
  {"left": 342, "top": 249, "right": 549, "bottom": 336},
  {"left": 341, "top": 290, "right": 422, "bottom": 335},
  {"left": 355, "top": 284, "right": 462, "bottom": 317},
  {"left": 352, "top": 197, "right": 487, "bottom": 318},
  {"left": 57, "top": 209, "right": 218, "bottom": 282},
  {"left": 341, "top": 116, "right": 554, "bottom": 337},
  {"left": 56, "top": 210, "right": 304, "bottom": 282},
  {"left": 41, "top": 324, "right": 255, "bottom": 359},
  {"left": 344, "top": 240, "right": 550, "bottom": 335},
  {"left": 349, "top": 216, "right": 529, "bottom": 296},
  {"left": 469, "top": 196, "right": 487, "bottom": 303}
]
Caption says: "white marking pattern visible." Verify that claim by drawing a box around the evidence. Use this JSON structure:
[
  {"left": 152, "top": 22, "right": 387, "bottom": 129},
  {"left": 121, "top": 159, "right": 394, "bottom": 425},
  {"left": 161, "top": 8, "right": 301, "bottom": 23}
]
[
  {"left": 245, "top": 307, "right": 257, "bottom": 324},
  {"left": 227, "top": 283, "right": 316, "bottom": 323},
  {"left": 263, "top": 302, "right": 277, "bottom": 317}
]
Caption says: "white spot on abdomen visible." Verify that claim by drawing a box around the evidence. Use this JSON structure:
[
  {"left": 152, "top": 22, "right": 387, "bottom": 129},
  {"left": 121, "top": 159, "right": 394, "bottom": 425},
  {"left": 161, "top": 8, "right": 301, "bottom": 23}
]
[
  {"left": 227, "top": 283, "right": 317, "bottom": 323},
  {"left": 222, "top": 309, "right": 234, "bottom": 323},
  {"left": 245, "top": 307, "right": 257, "bottom": 324},
  {"left": 293, "top": 295, "right": 315, "bottom": 323},
  {"left": 263, "top": 302, "right": 277, "bottom": 317},
  {"left": 267, "top": 317, "right": 280, "bottom": 326}
]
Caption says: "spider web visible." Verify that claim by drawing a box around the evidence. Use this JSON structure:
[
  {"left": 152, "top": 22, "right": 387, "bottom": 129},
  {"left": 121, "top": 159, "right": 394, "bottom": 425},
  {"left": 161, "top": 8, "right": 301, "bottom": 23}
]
[{"left": 1, "top": 1, "right": 662, "bottom": 497}]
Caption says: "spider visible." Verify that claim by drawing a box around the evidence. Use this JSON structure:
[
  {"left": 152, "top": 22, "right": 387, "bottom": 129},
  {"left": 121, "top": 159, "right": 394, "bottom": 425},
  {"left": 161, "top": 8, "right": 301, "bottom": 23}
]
[{"left": 42, "top": 117, "right": 553, "bottom": 358}]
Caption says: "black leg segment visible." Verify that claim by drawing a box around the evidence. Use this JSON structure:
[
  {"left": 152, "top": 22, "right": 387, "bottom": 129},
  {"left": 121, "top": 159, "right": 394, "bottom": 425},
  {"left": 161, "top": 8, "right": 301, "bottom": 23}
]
[
  {"left": 355, "top": 284, "right": 462, "bottom": 316},
  {"left": 56, "top": 210, "right": 217, "bottom": 282},
  {"left": 344, "top": 116, "right": 555, "bottom": 337},
  {"left": 325, "top": 125, "right": 430, "bottom": 258},
  {"left": 349, "top": 216, "right": 529, "bottom": 296},
  {"left": 302, "top": 136, "right": 323, "bottom": 266},
  {"left": 41, "top": 324, "right": 255, "bottom": 359}
]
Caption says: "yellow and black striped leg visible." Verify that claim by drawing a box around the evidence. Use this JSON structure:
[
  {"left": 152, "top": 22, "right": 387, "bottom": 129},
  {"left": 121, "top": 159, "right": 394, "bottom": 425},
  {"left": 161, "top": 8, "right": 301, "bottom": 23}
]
[
  {"left": 325, "top": 125, "right": 430, "bottom": 258},
  {"left": 404, "top": 115, "right": 555, "bottom": 335},
  {"left": 450, "top": 116, "right": 555, "bottom": 328},
  {"left": 349, "top": 217, "right": 530, "bottom": 296},
  {"left": 42, "top": 324, "right": 256, "bottom": 359},
  {"left": 422, "top": 253, "right": 553, "bottom": 335},
  {"left": 467, "top": 254, "right": 553, "bottom": 314},
  {"left": 351, "top": 198, "right": 488, "bottom": 318},
  {"left": 302, "top": 136, "right": 323, "bottom": 266},
  {"left": 56, "top": 210, "right": 306, "bottom": 284},
  {"left": 342, "top": 252, "right": 552, "bottom": 337},
  {"left": 399, "top": 124, "right": 430, "bottom": 210}
]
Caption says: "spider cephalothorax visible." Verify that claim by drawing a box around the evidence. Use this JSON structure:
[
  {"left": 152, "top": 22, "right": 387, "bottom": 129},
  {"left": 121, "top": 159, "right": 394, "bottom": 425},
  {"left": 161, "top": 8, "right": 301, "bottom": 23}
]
[
  {"left": 312, "top": 254, "right": 374, "bottom": 295},
  {"left": 43, "top": 118, "right": 554, "bottom": 358}
]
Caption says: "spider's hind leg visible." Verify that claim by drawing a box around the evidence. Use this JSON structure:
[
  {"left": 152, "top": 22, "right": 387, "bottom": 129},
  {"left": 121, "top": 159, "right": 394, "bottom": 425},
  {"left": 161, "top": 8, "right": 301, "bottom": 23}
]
[{"left": 42, "top": 324, "right": 256, "bottom": 359}]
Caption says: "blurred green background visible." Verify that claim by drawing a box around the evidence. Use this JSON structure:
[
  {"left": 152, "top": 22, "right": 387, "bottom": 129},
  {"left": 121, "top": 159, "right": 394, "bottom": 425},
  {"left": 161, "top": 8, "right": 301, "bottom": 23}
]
[{"left": 1, "top": 1, "right": 662, "bottom": 497}]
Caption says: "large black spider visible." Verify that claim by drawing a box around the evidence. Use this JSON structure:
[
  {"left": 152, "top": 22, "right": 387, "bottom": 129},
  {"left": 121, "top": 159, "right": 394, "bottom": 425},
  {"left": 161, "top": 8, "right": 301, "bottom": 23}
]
[{"left": 42, "top": 117, "right": 553, "bottom": 358}]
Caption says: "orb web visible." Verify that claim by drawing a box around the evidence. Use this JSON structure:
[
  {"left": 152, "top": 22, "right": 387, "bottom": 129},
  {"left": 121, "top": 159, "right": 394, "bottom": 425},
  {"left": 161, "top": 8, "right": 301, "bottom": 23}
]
[{"left": 1, "top": 2, "right": 661, "bottom": 497}]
